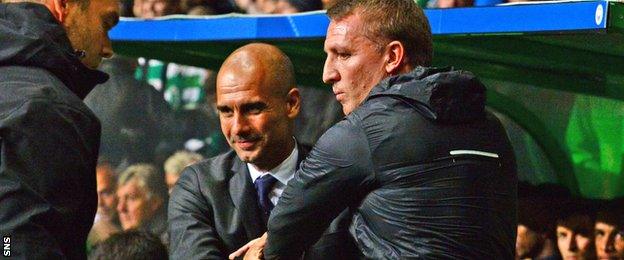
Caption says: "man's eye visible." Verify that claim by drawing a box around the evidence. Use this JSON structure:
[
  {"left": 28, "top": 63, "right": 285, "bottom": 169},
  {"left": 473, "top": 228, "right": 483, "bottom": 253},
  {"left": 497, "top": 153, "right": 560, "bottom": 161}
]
[
  {"left": 248, "top": 108, "right": 262, "bottom": 115},
  {"left": 337, "top": 52, "right": 351, "bottom": 59},
  {"left": 219, "top": 111, "right": 233, "bottom": 118}
]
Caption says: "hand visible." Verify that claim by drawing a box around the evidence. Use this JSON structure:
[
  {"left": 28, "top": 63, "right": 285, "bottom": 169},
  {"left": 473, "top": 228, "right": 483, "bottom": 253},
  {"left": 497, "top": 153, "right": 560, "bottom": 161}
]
[{"left": 229, "top": 233, "right": 268, "bottom": 260}]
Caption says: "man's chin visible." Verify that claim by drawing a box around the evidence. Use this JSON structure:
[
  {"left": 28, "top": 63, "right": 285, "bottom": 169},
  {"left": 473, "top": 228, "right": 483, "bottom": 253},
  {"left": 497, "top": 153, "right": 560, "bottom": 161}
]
[{"left": 234, "top": 150, "right": 258, "bottom": 164}]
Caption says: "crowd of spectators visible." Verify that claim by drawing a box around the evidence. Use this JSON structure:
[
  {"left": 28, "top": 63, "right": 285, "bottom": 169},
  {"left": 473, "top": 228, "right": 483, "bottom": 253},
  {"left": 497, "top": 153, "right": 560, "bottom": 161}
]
[{"left": 516, "top": 182, "right": 624, "bottom": 260}]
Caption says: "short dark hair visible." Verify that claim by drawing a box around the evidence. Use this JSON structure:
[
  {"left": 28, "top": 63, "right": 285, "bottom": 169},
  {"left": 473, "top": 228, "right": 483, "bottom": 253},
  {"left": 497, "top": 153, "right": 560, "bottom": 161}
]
[
  {"left": 89, "top": 230, "right": 167, "bottom": 260},
  {"left": 596, "top": 198, "right": 624, "bottom": 227},
  {"left": 327, "top": 0, "right": 433, "bottom": 67},
  {"left": 556, "top": 199, "right": 595, "bottom": 237}
]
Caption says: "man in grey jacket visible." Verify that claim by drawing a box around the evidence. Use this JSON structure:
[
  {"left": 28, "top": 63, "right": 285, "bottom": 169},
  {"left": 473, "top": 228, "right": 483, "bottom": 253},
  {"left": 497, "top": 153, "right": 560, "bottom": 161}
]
[
  {"left": 239, "top": 0, "right": 518, "bottom": 259},
  {"left": 0, "top": 0, "right": 119, "bottom": 258}
]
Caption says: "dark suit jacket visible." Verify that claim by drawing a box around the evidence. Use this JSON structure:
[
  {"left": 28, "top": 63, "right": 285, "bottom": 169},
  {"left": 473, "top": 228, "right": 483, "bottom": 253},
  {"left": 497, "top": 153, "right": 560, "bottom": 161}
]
[{"left": 168, "top": 144, "right": 359, "bottom": 259}]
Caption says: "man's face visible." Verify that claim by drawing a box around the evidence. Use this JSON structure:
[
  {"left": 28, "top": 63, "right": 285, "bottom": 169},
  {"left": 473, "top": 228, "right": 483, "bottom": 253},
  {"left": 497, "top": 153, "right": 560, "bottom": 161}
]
[
  {"left": 517, "top": 224, "right": 544, "bottom": 259},
  {"left": 135, "top": 0, "right": 176, "bottom": 18},
  {"left": 96, "top": 164, "right": 117, "bottom": 219},
  {"left": 63, "top": 0, "right": 120, "bottom": 69},
  {"left": 116, "top": 180, "right": 161, "bottom": 230},
  {"left": 323, "top": 13, "right": 389, "bottom": 115},
  {"left": 216, "top": 73, "right": 297, "bottom": 170},
  {"left": 557, "top": 225, "right": 595, "bottom": 260},
  {"left": 595, "top": 222, "right": 624, "bottom": 259}
]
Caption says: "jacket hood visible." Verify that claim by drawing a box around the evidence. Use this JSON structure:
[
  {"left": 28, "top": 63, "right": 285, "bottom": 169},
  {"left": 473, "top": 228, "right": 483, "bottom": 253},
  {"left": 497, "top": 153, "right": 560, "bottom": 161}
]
[
  {"left": 0, "top": 3, "right": 108, "bottom": 99},
  {"left": 367, "top": 66, "right": 487, "bottom": 124}
]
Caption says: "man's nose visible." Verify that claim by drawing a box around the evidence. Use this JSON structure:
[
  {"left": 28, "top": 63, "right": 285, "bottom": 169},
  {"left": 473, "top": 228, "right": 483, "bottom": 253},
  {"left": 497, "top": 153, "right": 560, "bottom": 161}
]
[
  {"left": 116, "top": 199, "right": 126, "bottom": 212},
  {"left": 322, "top": 57, "right": 340, "bottom": 85},
  {"left": 568, "top": 236, "right": 578, "bottom": 251},
  {"left": 101, "top": 36, "right": 114, "bottom": 59},
  {"left": 605, "top": 234, "right": 616, "bottom": 252},
  {"left": 231, "top": 113, "right": 250, "bottom": 136}
]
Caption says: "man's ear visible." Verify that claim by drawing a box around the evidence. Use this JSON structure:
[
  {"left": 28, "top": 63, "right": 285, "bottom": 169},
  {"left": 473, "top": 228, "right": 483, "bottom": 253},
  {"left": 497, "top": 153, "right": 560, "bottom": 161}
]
[
  {"left": 285, "top": 87, "right": 301, "bottom": 120},
  {"left": 384, "top": 40, "right": 406, "bottom": 75},
  {"left": 45, "top": 0, "right": 69, "bottom": 23}
]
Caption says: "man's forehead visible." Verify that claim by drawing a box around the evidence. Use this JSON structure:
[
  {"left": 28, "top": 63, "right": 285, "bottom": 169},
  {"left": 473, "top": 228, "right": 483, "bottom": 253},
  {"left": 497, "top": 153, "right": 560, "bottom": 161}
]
[{"left": 328, "top": 22, "right": 348, "bottom": 36}]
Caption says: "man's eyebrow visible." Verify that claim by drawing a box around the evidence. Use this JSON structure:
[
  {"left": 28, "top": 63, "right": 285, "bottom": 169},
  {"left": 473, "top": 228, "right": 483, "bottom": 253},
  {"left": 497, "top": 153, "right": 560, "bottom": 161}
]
[
  {"left": 216, "top": 105, "right": 231, "bottom": 112},
  {"left": 240, "top": 102, "right": 267, "bottom": 111}
]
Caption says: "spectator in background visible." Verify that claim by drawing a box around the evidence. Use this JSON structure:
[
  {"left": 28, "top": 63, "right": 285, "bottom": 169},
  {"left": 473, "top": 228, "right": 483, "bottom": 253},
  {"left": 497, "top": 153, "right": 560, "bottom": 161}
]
[
  {"left": 516, "top": 182, "right": 571, "bottom": 260},
  {"left": 595, "top": 200, "right": 624, "bottom": 260},
  {"left": 89, "top": 230, "right": 168, "bottom": 260},
  {"left": 556, "top": 201, "right": 596, "bottom": 260},
  {"left": 94, "top": 159, "right": 120, "bottom": 225},
  {"left": 116, "top": 164, "right": 169, "bottom": 243},
  {"left": 164, "top": 151, "right": 204, "bottom": 193},
  {"left": 133, "top": 0, "right": 181, "bottom": 18},
  {"left": 255, "top": 0, "right": 323, "bottom": 13},
  {"left": 87, "top": 158, "right": 122, "bottom": 249},
  {"left": 517, "top": 198, "right": 559, "bottom": 260}
]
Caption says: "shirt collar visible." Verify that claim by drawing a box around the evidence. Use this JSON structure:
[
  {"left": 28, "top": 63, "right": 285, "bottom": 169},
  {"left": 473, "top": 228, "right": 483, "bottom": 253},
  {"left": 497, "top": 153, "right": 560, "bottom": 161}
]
[{"left": 248, "top": 141, "right": 298, "bottom": 186}]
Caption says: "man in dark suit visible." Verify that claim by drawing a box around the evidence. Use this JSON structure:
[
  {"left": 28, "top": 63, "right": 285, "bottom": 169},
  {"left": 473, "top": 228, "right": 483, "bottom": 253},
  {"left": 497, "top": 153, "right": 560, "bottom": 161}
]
[{"left": 168, "top": 43, "right": 357, "bottom": 259}]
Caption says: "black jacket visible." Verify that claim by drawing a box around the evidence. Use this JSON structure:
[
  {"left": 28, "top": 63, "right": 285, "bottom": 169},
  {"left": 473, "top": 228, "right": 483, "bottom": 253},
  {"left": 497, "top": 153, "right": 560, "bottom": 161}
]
[
  {"left": 168, "top": 144, "right": 359, "bottom": 259},
  {"left": 266, "top": 67, "right": 518, "bottom": 259},
  {"left": 0, "top": 3, "right": 106, "bottom": 259}
]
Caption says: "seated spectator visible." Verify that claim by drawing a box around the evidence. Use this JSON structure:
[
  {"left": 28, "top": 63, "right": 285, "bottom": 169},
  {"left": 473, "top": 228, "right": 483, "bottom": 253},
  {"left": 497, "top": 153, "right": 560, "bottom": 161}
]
[
  {"left": 164, "top": 151, "right": 204, "bottom": 193},
  {"left": 133, "top": 0, "right": 181, "bottom": 18},
  {"left": 256, "top": 0, "right": 322, "bottom": 14},
  {"left": 556, "top": 201, "right": 596, "bottom": 260},
  {"left": 89, "top": 231, "right": 167, "bottom": 260},
  {"left": 88, "top": 159, "right": 122, "bottom": 249},
  {"left": 94, "top": 159, "right": 120, "bottom": 224},
  {"left": 517, "top": 199, "right": 559, "bottom": 260},
  {"left": 516, "top": 182, "right": 571, "bottom": 260},
  {"left": 594, "top": 200, "right": 624, "bottom": 259},
  {"left": 116, "top": 164, "right": 169, "bottom": 243}
]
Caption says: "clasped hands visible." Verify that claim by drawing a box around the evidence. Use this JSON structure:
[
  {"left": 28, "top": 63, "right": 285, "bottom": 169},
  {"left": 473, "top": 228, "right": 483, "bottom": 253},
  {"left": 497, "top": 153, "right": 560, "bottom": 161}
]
[{"left": 228, "top": 232, "right": 267, "bottom": 260}]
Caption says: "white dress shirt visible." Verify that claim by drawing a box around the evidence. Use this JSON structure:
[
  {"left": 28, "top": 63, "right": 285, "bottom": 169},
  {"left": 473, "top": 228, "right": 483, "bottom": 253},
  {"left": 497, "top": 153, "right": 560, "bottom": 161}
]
[{"left": 247, "top": 144, "right": 298, "bottom": 206}]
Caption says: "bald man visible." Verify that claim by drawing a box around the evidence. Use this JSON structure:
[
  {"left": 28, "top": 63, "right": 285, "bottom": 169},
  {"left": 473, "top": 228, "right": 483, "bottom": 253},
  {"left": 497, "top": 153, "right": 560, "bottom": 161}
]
[{"left": 168, "top": 43, "right": 358, "bottom": 259}]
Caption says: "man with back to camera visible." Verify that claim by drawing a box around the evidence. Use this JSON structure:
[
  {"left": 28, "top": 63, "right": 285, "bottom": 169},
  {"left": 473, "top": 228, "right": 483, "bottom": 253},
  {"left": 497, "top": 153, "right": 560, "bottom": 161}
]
[
  {"left": 168, "top": 43, "right": 358, "bottom": 259},
  {"left": 0, "top": 0, "right": 120, "bottom": 257},
  {"left": 228, "top": 0, "right": 518, "bottom": 259}
]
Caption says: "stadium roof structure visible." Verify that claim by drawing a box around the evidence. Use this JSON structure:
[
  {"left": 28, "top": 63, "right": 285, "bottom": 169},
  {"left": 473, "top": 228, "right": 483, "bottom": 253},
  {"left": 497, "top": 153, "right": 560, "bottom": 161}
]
[{"left": 110, "top": 1, "right": 624, "bottom": 198}]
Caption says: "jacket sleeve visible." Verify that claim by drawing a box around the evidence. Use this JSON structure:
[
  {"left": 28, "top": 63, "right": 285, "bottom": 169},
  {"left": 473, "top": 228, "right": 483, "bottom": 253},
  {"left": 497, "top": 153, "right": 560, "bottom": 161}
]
[
  {"left": 0, "top": 98, "right": 100, "bottom": 259},
  {"left": 265, "top": 118, "right": 376, "bottom": 259},
  {"left": 168, "top": 166, "right": 224, "bottom": 259}
]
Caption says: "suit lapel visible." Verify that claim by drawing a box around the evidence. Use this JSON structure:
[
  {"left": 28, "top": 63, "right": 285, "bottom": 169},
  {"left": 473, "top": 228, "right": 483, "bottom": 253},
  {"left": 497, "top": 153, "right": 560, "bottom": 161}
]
[{"left": 229, "top": 157, "right": 265, "bottom": 239}]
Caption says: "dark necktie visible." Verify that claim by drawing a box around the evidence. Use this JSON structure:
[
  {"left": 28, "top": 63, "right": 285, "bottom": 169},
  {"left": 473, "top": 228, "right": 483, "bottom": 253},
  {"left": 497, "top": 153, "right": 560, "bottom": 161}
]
[{"left": 254, "top": 174, "right": 278, "bottom": 221}]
